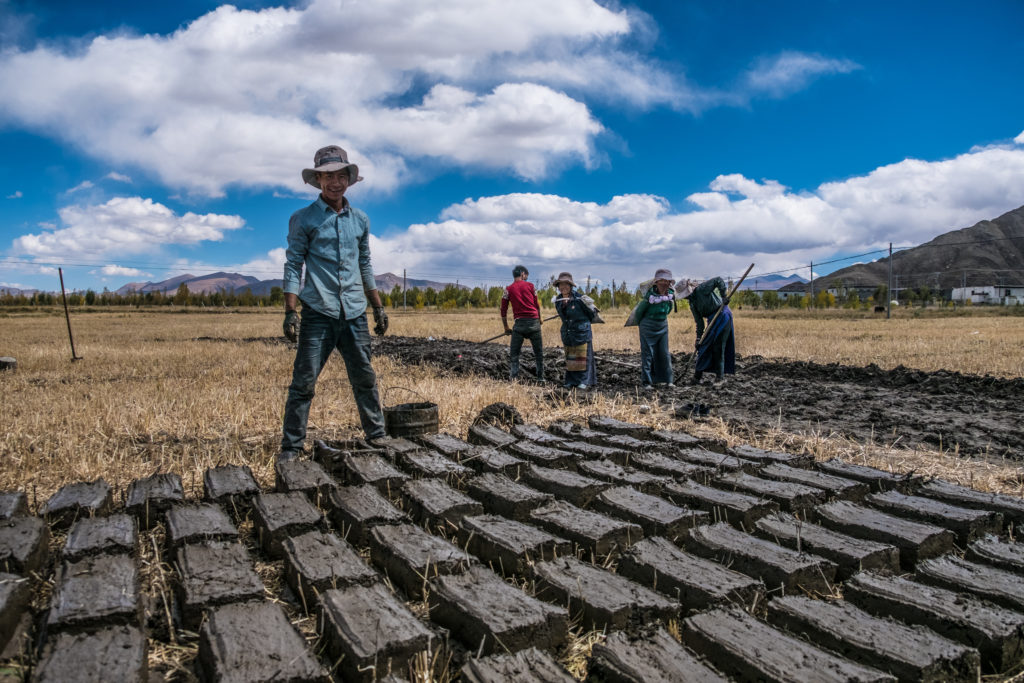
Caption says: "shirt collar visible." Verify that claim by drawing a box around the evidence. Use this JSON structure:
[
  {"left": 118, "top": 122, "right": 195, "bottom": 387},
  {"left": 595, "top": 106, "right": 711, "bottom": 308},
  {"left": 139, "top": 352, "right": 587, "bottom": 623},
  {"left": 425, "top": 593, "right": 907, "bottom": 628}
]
[{"left": 316, "top": 195, "right": 350, "bottom": 215}]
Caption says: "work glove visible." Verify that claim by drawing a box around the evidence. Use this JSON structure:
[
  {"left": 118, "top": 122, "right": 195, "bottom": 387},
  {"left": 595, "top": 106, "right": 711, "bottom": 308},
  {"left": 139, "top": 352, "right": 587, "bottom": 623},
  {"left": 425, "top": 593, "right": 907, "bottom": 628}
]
[
  {"left": 283, "top": 310, "right": 299, "bottom": 343},
  {"left": 723, "top": 296, "right": 731, "bottom": 306},
  {"left": 372, "top": 307, "right": 389, "bottom": 336}
]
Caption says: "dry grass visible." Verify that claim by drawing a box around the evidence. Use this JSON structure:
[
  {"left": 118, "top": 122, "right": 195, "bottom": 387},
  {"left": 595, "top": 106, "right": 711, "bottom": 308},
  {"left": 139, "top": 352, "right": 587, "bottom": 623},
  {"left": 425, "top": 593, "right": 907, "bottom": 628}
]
[{"left": 0, "top": 308, "right": 1022, "bottom": 503}]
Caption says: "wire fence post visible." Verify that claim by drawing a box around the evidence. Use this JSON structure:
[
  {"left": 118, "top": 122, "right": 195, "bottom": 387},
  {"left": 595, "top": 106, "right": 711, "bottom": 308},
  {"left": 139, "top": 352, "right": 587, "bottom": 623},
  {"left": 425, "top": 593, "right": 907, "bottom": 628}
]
[
  {"left": 403, "top": 268, "right": 407, "bottom": 311},
  {"left": 886, "top": 242, "right": 893, "bottom": 319},
  {"left": 58, "top": 268, "right": 83, "bottom": 361}
]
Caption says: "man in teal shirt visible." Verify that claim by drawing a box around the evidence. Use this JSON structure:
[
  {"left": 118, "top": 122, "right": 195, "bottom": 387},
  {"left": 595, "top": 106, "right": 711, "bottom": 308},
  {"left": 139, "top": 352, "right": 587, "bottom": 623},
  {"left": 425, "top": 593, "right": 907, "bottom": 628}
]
[{"left": 278, "top": 146, "right": 389, "bottom": 461}]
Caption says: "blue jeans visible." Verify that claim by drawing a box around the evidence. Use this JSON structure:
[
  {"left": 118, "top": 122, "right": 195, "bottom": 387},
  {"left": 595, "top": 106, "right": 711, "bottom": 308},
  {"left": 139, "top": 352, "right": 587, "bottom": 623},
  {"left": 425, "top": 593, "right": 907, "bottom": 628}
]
[
  {"left": 639, "top": 317, "right": 672, "bottom": 385},
  {"left": 281, "top": 307, "right": 386, "bottom": 450},
  {"left": 510, "top": 317, "right": 544, "bottom": 380}
]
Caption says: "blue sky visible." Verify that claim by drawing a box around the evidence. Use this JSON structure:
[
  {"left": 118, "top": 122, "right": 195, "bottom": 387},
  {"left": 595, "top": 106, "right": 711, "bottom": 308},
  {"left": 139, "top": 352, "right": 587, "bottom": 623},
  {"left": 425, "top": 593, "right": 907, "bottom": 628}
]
[{"left": 2, "top": 0, "right": 1023, "bottom": 293}]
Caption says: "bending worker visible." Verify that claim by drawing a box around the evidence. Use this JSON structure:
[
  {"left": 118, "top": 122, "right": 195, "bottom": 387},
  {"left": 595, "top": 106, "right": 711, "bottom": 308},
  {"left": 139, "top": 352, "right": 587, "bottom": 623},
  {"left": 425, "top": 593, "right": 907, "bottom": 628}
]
[{"left": 679, "top": 276, "right": 735, "bottom": 384}]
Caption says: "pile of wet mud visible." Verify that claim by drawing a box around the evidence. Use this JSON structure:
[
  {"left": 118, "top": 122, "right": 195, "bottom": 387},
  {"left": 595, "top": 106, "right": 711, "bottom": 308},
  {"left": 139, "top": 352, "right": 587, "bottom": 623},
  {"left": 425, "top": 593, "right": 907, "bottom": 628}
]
[{"left": 372, "top": 335, "right": 1024, "bottom": 458}]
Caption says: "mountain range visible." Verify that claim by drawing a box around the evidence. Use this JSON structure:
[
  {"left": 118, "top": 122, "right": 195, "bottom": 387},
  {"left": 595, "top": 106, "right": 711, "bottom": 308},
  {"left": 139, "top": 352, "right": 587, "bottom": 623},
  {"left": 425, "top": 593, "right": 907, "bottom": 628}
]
[
  {"left": 781, "top": 204, "right": 1024, "bottom": 293},
  {"left": 113, "top": 271, "right": 463, "bottom": 297}
]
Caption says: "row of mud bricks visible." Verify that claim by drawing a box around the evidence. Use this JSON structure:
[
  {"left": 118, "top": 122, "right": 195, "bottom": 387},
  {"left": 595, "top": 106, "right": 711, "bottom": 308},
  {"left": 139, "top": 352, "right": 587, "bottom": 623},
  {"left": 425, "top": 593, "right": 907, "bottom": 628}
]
[{"left": 2, "top": 415, "right": 1024, "bottom": 681}]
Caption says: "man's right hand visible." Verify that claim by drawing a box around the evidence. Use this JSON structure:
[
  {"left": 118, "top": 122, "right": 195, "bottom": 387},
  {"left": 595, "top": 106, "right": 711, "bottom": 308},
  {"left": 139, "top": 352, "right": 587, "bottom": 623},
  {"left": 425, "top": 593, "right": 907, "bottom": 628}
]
[
  {"left": 283, "top": 310, "right": 299, "bottom": 342},
  {"left": 504, "top": 328, "right": 513, "bottom": 336}
]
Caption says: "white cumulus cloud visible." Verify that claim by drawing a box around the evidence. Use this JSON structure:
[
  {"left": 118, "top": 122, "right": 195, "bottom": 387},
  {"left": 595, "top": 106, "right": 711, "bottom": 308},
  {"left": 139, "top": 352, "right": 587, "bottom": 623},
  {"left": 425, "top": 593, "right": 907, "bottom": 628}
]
[
  {"left": 11, "top": 196, "right": 246, "bottom": 259},
  {"left": 97, "top": 265, "right": 150, "bottom": 277}
]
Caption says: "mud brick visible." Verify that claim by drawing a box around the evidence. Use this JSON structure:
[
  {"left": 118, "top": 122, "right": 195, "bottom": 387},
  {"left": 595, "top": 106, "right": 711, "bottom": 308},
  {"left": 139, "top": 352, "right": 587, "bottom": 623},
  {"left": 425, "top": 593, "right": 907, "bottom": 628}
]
[
  {"left": 49, "top": 553, "right": 140, "bottom": 632},
  {"left": 760, "top": 462, "right": 868, "bottom": 500},
  {"left": 40, "top": 478, "right": 113, "bottom": 528},
  {"left": 400, "top": 478, "right": 483, "bottom": 530},
  {"left": 371, "top": 436, "right": 425, "bottom": 457},
  {"left": 521, "top": 465, "right": 608, "bottom": 508},
  {"left": 164, "top": 504, "right": 237, "bottom": 550},
  {"left": 817, "top": 458, "right": 920, "bottom": 492},
  {"left": 430, "top": 566, "right": 568, "bottom": 655},
  {"left": 648, "top": 428, "right": 703, "bottom": 449},
  {"left": 618, "top": 537, "right": 764, "bottom": 614},
  {"left": 125, "top": 472, "right": 184, "bottom": 528},
  {"left": 556, "top": 440, "right": 629, "bottom": 462},
  {"left": 467, "top": 422, "right": 518, "bottom": 449},
  {"left": 459, "top": 515, "right": 571, "bottom": 575},
  {"left": 967, "top": 535, "right": 1024, "bottom": 574},
  {"left": 282, "top": 531, "right": 377, "bottom": 609},
  {"left": 317, "top": 583, "right": 433, "bottom": 682},
  {"left": 589, "top": 627, "right": 728, "bottom": 683},
  {"left": 629, "top": 452, "right": 713, "bottom": 481},
  {"left": 714, "top": 471, "right": 825, "bottom": 514},
  {"left": 815, "top": 501, "right": 956, "bottom": 569},
  {"left": 673, "top": 447, "right": 762, "bottom": 473},
  {"left": 465, "top": 473, "right": 553, "bottom": 522},
  {"left": 844, "top": 571, "right": 1024, "bottom": 672},
  {"left": 917, "top": 479, "right": 1024, "bottom": 531},
  {"left": 313, "top": 438, "right": 359, "bottom": 473},
  {"left": 459, "top": 446, "right": 525, "bottom": 475},
  {"left": 64, "top": 512, "right": 137, "bottom": 561},
  {"left": 0, "top": 573, "right": 30, "bottom": 653},
  {"left": 199, "top": 601, "right": 329, "bottom": 682},
  {"left": 0, "top": 516, "right": 48, "bottom": 574},
  {"left": 533, "top": 556, "right": 678, "bottom": 631},
  {"left": 369, "top": 523, "right": 473, "bottom": 599},
  {"left": 592, "top": 486, "right": 709, "bottom": 540},
  {"left": 275, "top": 458, "right": 336, "bottom": 506},
  {"left": 594, "top": 433, "right": 652, "bottom": 452},
  {"left": 547, "top": 421, "right": 601, "bottom": 440},
  {"left": 687, "top": 522, "right": 837, "bottom": 595},
  {"left": 34, "top": 625, "right": 147, "bottom": 683},
  {"left": 507, "top": 441, "right": 579, "bottom": 470},
  {"left": 461, "top": 647, "right": 576, "bottom": 682},
  {"left": 767, "top": 595, "right": 980, "bottom": 683},
  {"left": 729, "top": 444, "right": 814, "bottom": 468},
  {"left": 867, "top": 489, "right": 1003, "bottom": 545},
  {"left": 510, "top": 423, "right": 568, "bottom": 446},
  {"left": 664, "top": 479, "right": 778, "bottom": 530},
  {"left": 587, "top": 415, "right": 650, "bottom": 438},
  {"left": 916, "top": 554, "right": 1024, "bottom": 613},
  {"left": 175, "top": 540, "right": 264, "bottom": 628},
  {"left": 754, "top": 513, "right": 899, "bottom": 580},
  {"left": 684, "top": 607, "right": 896, "bottom": 683},
  {"left": 416, "top": 432, "right": 474, "bottom": 458},
  {"left": 578, "top": 459, "right": 667, "bottom": 494},
  {"left": 399, "top": 450, "right": 474, "bottom": 480},
  {"left": 252, "top": 491, "right": 324, "bottom": 558},
  {"left": 342, "top": 453, "right": 409, "bottom": 494},
  {"left": 0, "top": 492, "right": 28, "bottom": 521},
  {"left": 202, "top": 464, "right": 259, "bottom": 514},
  {"left": 530, "top": 500, "right": 642, "bottom": 556},
  {"left": 328, "top": 485, "right": 409, "bottom": 545}
]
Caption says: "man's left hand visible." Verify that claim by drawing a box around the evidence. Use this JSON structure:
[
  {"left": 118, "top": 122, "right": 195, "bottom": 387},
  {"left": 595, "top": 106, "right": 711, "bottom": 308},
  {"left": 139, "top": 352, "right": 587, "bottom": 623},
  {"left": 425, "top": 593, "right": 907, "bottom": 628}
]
[{"left": 372, "top": 307, "right": 389, "bottom": 336}]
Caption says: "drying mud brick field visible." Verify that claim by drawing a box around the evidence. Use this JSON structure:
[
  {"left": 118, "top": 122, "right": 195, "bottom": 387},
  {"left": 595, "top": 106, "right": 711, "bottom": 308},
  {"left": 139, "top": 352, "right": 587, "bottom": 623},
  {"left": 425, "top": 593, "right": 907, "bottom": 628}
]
[{"left": 1, "top": 308, "right": 1024, "bottom": 681}]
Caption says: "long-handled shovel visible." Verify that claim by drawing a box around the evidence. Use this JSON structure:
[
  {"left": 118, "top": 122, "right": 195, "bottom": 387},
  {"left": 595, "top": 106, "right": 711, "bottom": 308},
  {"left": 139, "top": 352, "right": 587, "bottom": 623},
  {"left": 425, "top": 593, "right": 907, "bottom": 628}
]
[
  {"left": 478, "top": 314, "right": 559, "bottom": 344},
  {"left": 686, "top": 263, "right": 754, "bottom": 374}
]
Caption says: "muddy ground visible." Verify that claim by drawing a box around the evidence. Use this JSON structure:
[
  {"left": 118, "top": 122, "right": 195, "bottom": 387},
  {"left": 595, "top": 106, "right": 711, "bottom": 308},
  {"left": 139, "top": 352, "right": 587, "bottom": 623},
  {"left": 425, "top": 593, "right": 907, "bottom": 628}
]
[{"left": 372, "top": 335, "right": 1024, "bottom": 459}]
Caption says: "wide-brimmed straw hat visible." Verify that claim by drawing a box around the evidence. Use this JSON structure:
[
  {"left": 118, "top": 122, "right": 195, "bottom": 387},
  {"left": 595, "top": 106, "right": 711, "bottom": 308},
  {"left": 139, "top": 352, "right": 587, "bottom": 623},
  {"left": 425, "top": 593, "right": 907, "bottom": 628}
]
[
  {"left": 553, "top": 272, "right": 576, "bottom": 288},
  {"left": 302, "top": 145, "right": 363, "bottom": 189},
  {"left": 675, "top": 278, "right": 700, "bottom": 298},
  {"left": 653, "top": 268, "right": 675, "bottom": 284}
]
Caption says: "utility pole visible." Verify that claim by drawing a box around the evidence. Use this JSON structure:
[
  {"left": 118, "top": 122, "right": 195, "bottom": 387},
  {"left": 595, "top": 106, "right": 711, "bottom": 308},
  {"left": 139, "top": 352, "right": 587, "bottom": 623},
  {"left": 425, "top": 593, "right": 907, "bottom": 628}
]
[
  {"left": 611, "top": 279, "right": 616, "bottom": 308},
  {"left": 886, "top": 243, "right": 893, "bottom": 320},
  {"left": 809, "top": 261, "right": 814, "bottom": 308},
  {"left": 402, "top": 269, "right": 407, "bottom": 311}
]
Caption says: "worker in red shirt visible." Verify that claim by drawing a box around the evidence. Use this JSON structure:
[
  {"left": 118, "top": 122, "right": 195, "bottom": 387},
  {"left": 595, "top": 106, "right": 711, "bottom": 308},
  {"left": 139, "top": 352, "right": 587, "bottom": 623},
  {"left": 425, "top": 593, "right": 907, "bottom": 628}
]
[{"left": 500, "top": 265, "right": 546, "bottom": 383}]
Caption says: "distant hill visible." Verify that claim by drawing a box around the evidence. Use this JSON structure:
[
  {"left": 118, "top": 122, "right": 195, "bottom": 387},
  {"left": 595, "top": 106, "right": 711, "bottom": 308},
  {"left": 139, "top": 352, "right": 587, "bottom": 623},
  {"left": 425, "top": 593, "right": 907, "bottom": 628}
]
[
  {"left": 799, "top": 205, "right": 1024, "bottom": 292},
  {"left": 114, "top": 271, "right": 464, "bottom": 297},
  {"left": 737, "top": 273, "right": 807, "bottom": 291}
]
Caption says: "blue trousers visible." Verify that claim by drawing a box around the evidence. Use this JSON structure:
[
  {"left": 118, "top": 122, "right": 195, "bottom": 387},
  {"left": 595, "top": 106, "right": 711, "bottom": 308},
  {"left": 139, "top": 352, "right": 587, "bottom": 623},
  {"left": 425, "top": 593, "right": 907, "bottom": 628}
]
[
  {"left": 281, "top": 307, "right": 386, "bottom": 450},
  {"left": 639, "top": 317, "right": 673, "bottom": 385}
]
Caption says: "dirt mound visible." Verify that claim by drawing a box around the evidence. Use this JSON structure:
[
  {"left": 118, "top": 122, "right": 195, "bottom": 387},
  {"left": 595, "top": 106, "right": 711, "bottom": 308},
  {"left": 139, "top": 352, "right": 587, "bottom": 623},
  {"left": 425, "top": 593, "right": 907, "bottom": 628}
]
[{"left": 372, "top": 336, "right": 1024, "bottom": 458}]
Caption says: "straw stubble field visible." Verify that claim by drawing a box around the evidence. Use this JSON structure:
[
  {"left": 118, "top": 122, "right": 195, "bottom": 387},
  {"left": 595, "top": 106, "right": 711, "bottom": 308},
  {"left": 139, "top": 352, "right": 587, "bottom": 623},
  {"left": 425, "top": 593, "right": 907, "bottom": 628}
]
[{"left": 1, "top": 306, "right": 1022, "bottom": 499}]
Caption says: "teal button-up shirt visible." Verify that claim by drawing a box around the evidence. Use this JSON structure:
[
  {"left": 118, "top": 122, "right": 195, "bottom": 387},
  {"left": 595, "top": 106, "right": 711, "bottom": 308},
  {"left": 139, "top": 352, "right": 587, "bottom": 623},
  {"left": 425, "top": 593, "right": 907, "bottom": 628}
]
[{"left": 283, "top": 196, "right": 377, "bottom": 320}]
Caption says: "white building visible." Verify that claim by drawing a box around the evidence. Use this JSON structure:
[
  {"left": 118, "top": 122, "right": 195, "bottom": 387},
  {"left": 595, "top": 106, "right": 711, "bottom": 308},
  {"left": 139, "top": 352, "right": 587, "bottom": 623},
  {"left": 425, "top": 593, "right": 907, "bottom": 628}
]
[{"left": 950, "top": 285, "right": 1024, "bottom": 305}]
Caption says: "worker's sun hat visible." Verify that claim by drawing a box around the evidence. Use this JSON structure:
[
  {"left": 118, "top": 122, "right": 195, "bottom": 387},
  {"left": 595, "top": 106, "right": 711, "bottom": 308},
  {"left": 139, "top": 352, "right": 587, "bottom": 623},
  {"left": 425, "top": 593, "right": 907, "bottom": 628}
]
[
  {"left": 653, "top": 268, "right": 675, "bottom": 284},
  {"left": 302, "top": 145, "right": 363, "bottom": 189},
  {"left": 675, "top": 278, "right": 700, "bottom": 298},
  {"left": 553, "top": 272, "right": 577, "bottom": 288}
]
